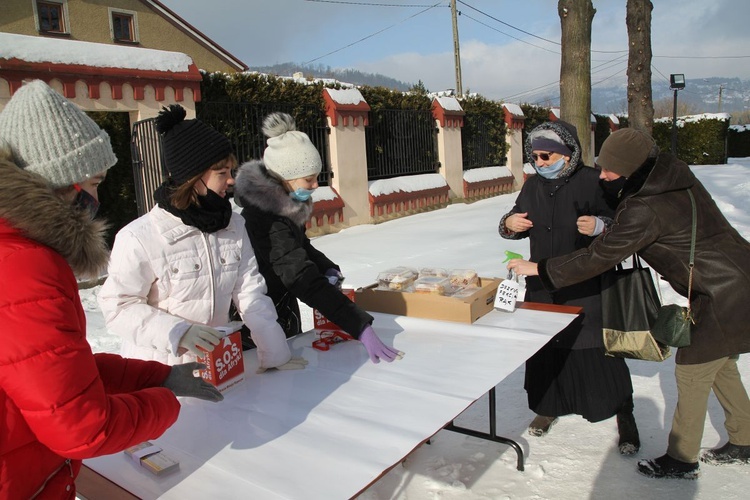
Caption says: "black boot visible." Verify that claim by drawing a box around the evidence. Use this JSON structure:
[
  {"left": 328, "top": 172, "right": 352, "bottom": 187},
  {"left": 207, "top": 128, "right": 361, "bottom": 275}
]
[
  {"left": 616, "top": 397, "right": 640, "bottom": 455},
  {"left": 527, "top": 415, "right": 558, "bottom": 437},
  {"left": 637, "top": 454, "right": 699, "bottom": 479},
  {"left": 700, "top": 442, "right": 750, "bottom": 465}
]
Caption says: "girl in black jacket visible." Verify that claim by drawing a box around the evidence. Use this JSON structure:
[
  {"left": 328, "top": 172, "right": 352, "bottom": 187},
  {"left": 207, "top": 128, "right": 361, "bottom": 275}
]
[{"left": 234, "top": 112, "right": 401, "bottom": 364}]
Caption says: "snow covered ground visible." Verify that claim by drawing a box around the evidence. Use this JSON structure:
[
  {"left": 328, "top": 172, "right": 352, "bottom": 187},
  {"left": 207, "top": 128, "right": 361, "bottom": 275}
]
[{"left": 81, "top": 158, "right": 750, "bottom": 499}]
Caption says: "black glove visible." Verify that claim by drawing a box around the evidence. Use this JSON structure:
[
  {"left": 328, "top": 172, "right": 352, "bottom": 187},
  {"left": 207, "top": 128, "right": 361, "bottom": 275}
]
[{"left": 162, "top": 362, "right": 224, "bottom": 402}]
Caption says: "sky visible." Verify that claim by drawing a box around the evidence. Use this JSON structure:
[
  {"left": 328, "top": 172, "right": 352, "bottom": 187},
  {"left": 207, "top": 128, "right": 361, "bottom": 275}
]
[
  {"left": 81, "top": 158, "right": 750, "bottom": 499},
  {"left": 158, "top": 0, "right": 750, "bottom": 103}
]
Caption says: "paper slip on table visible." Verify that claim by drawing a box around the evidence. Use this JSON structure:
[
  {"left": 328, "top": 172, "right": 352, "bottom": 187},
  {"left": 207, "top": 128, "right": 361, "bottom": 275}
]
[{"left": 80, "top": 304, "right": 579, "bottom": 500}]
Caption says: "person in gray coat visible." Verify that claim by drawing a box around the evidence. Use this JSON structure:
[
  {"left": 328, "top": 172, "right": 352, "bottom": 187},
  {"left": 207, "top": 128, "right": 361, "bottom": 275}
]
[{"left": 507, "top": 128, "right": 750, "bottom": 479}]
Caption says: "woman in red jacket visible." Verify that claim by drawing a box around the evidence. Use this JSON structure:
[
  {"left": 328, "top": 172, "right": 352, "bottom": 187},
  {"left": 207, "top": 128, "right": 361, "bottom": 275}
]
[{"left": 0, "top": 80, "right": 222, "bottom": 500}]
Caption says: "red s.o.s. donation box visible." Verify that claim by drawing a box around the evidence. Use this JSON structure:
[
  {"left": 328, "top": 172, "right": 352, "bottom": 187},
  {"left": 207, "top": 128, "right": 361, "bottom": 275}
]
[{"left": 198, "top": 326, "right": 245, "bottom": 392}]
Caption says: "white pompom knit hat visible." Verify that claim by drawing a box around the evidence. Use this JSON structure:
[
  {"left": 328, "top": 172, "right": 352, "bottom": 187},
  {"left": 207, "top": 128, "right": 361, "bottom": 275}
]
[
  {"left": 0, "top": 80, "right": 117, "bottom": 188},
  {"left": 262, "top": 112, "right": 322, "bottom": 180}
]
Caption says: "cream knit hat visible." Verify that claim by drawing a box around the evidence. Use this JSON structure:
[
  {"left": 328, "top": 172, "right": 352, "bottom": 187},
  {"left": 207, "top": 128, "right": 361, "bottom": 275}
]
[
  {"left": 0, "top": 80, "right": 117, "bottom": 188},
  {"left": 262, "top": 112, "right": 322, "bottom": 180}
]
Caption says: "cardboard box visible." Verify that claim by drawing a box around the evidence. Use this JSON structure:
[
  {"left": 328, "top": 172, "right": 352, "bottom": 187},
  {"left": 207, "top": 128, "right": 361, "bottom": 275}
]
[
  {"left": 313, "top": 288, "right": 356, "bottom": 331},
  {"left": 355, "top": 277, "right": 500, "bottom": 324},
  {"left": 198, "top": 329, "right": 245, "bottom": 392}
]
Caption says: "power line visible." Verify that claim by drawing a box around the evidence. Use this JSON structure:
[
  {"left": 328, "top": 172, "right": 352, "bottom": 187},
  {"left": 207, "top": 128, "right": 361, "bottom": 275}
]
[
  {"left": 653, "top": 55, "right": 750, "bottom": 60},
  {"left": 301, "top": 1, "right": 444, "bottom": 65},
  {"left": 457, "top": 0, "right": 628, "bottom": 55},
  {"left": 500, "top": 54, "right": 627, "bottom": 102},
  {"left": 461, "top": 13, "right": 560, "bottom": 55},
  {"left": 304, "top": 0, "right": 443, "bottom": 6},
  {"left": 457, "top": 0, "right": 560, "bottom": 47}
]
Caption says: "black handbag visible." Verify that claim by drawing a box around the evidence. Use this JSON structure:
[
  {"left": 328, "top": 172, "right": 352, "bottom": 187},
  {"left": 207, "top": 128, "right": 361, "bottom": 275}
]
[
  {"left": 601, "top": 255, "right": 671, "bottom": 362},
  {"left": 651, "top": 191, "right": 697, "bottom": 348}
]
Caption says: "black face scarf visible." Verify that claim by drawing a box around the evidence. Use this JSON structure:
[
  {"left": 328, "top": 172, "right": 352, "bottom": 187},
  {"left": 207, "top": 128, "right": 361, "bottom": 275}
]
[
  {"left": 154, "top": 181, "right": 232, "bottom": 233},
  {"left": 600, "top": 176, "right": 628, "bottom": 205}
]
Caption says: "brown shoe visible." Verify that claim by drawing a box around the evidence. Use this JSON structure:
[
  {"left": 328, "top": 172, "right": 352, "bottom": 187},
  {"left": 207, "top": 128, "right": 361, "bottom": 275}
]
[{"left": 528, "top": 415, "right": 558, "bottom": 437}]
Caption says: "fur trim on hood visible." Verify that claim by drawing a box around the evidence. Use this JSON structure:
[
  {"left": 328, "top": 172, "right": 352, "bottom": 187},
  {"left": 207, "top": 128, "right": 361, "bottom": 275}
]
[
  {"left": 233, "top": 159, "right": 313, "bottom": 227},
  {"left": 0, "top": 147, "right": 110, "bottom": 279},
  {"left": 525, "top": 121, "right": 583, "bottom": 179}
]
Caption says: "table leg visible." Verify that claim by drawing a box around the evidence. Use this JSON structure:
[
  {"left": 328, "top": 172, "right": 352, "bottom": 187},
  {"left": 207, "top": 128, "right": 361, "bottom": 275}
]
[{"left": 443, "top": 387, "right": 524, "bottom": 471}]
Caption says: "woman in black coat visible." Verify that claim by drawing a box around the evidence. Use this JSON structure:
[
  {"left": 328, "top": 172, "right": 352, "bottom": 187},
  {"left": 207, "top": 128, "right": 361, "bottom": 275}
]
[
  {"left": 509, "top": 128, "right": 750, "bottom": 479},
  {"left": 499, "top": 120, "right": 639, "bottom": 453},
  {"left": 234, "top": 112, "right": 401, "bottom": 364}
]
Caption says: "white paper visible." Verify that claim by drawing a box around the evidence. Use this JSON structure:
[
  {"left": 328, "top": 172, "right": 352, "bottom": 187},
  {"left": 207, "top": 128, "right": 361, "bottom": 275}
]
[
  {"left": 85, "top": 310, "right": 577, "bottom": 499},
  {"left": 494, "top": 278, "right": 519, "bottom": 311}
]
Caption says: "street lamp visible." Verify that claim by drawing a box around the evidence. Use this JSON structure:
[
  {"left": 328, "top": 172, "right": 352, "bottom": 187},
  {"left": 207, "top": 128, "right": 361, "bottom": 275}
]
[{"left": 670, "top": 74, "right": 686, "bottom": 155}]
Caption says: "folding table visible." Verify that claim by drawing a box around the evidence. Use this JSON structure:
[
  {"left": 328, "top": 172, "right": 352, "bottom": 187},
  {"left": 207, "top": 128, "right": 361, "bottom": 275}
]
[{"left": 80, "top": 305, "right": 578, "bottom": 499}]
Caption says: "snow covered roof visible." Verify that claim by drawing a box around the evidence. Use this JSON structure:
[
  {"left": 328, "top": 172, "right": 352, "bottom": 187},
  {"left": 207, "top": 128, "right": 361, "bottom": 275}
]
[
  {"left": 502, "top": 103, "right": 524, "bottom": 118},
  {"left": 0, "top": 33, "right": 202, "bottom": 102},
  {"left": 0, "top": 32, "right": 193, "bottom": 72}
]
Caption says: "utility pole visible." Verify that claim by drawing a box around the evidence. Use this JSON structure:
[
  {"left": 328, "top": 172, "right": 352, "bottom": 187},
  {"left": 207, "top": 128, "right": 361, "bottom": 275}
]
[
  {"left": 718, "top": 84, "right": 725, "bottom": 113},
  {"left": 450, "top": 0, "right": 463, "bottom": 96}
]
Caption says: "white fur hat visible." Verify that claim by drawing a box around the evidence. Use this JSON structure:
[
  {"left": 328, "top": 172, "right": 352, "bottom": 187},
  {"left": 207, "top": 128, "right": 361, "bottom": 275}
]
[
  {"left": 262, "top": 112, "right": 322, "bottom": 180},
  {"left": 0, "top": 80, "right": 117, "bottom": 188}
]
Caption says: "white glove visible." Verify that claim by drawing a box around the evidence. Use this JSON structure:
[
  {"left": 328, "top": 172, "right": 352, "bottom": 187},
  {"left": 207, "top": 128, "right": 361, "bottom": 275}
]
[
  {"left": 256, "top": 356, "right": 309, "bottom": 374},
  {"left": 178, "top": 325, "right": 223, "bottom": 356}
]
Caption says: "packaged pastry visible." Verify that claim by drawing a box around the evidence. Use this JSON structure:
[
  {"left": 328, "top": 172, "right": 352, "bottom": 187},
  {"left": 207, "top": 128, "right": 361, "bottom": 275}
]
[
  {"left": 377, "top": 267, "right": 418, "bottom": 291},
  {"left": 419, "top": 267, "right": 449, "bottom": 278},
  {"left": 413, "top": 276, "right": 452, "bottom": 295},
  {"left": 449, "top": 269, "right": 479, "bottom": 288}
]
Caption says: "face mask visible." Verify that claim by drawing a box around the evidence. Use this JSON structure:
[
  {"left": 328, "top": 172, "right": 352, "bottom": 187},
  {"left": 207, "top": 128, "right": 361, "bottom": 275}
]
[
  {"left": 289, "top": 187, "right": 315, "bottom": 202},
  {"left": 600, "top": 176, "right": 628, "bottom": 200},
  {"left": 74, "top": 186, "right": 100, "bottom": 217},
  {"left": 535, "top": 157, "right": 566, "bottom": 179}
]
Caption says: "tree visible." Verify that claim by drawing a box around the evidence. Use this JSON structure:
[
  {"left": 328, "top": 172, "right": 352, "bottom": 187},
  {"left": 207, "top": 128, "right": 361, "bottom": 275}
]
[
  {"left": 558, "top": 0, "right": 596, "bottom": 166},
  {"left": 626, "top": 0, "right": 654, "bottom": 134},
  {"left": 652, "top": 97, "right": 697, "bottom": 119}
]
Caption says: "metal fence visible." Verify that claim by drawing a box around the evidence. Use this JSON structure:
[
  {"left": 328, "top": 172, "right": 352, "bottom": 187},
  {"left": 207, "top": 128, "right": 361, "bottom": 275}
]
[
  {"left": 130, "top": 103, "right": 331, "bottom": 215},
  {"left": 365, "top": 109, "right": 439, "bottom": 180},
  {"left": 197, "top": 102, "right": 332, "bottom": 184},
  {"left": 130, "top": 117, "right": 166, "bottom": 215},
  {"left": 462, "top": 113, "right": 506, "bottom": 170}
]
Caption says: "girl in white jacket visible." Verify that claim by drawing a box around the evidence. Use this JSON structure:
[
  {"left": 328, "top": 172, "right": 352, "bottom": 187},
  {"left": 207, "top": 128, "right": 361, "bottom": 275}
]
[{"left": 99, "top": 105, "right": 301, "bottom": 371}]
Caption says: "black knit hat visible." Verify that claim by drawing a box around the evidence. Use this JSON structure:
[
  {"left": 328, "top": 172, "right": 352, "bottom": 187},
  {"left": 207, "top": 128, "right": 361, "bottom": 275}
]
[{"left": 156, "top": 105, "right": 233, "bottom": 185}]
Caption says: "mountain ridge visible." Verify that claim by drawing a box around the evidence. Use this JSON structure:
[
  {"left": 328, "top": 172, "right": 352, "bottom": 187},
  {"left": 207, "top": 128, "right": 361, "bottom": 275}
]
[{"left": 253, "top": 64, "right": 748, "bottom": 118}]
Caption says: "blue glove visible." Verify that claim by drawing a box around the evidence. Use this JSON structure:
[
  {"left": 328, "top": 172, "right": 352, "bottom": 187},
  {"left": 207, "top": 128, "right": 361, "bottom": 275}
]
[
  {"left": 324, "top": 268, "right": 345, "bottom": 288},
  {"left": 359, "top": 325, "right": 403, "bottom": 364}
]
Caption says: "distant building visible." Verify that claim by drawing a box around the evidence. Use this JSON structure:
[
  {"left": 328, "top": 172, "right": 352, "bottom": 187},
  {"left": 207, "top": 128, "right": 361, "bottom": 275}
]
[
  {"left": 0, "top": 0, "right": 246, "bottom": 73},
  {"left": 0, "top": 0, "right": 247, "bottom": 118}
]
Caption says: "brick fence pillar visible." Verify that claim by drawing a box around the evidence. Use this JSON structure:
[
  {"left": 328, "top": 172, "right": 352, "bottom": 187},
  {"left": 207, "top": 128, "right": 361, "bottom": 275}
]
[
  {"left": 323, "top": 88, "right": 371, "bottom": 227},
  {"left": 502, "top": 103, "right": 526, "bottom": 190},
  {"left": 432, "top": 96, "right": 465, "bottom": 199}
]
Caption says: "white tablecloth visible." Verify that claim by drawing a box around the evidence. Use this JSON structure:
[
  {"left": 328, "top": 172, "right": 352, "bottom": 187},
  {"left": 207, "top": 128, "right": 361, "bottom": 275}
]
[{"left": 85, "top": 309, "right": 574, "bottom": 499}]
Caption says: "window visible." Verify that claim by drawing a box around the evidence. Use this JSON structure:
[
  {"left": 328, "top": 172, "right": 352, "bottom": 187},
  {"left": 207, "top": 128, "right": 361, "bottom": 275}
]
[
  {"left": 112, "top": 13, "right": 133, "bottom": 41},
  {"left": 109, "top": 9, "right": 139, "bottom": 43},
  {"left": 35, "top": 1, "right": 68, "bottom": 34}
]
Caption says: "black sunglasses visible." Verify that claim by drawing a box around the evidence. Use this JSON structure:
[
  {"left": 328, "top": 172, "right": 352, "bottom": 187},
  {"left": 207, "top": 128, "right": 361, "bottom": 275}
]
[{"left": 531, "top": 152, "right": 555, "bottom": 161}]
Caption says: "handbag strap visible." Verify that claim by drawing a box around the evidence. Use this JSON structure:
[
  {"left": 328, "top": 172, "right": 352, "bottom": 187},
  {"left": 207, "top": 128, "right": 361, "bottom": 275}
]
[{"left": 654, "top": 190, "right": 697, "bottom": 323}]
